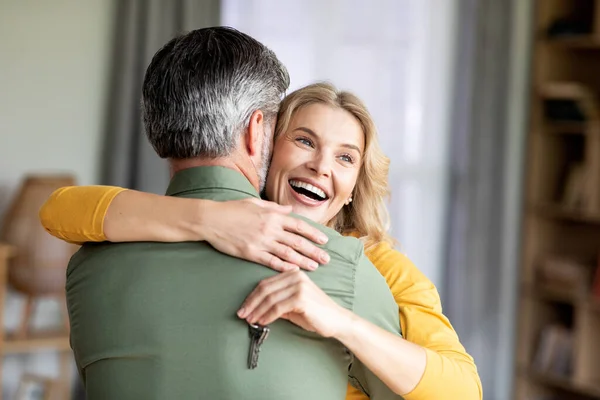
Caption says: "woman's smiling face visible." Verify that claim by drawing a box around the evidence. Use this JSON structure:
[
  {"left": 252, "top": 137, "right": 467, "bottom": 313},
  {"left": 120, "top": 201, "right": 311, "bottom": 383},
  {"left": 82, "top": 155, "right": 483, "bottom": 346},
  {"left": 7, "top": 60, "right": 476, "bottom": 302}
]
[{"left": 265, "top": 103, "right": 365, "bottom": 225}]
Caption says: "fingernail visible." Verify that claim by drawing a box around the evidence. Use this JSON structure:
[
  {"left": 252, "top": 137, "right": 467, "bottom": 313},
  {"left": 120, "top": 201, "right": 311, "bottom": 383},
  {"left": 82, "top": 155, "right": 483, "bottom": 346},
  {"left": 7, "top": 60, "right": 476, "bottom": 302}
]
[
  {"left": 321, "top": 253, "right": 330, "bottom": 263},
  {"left": 318, "top": 235, "right": 328, "bottom": 244},
  {"left": 237, "top": 308, "right": 246, "bottom": 318},
  {"left": 309, "top": 261, "right": 319, "bottom": 270}
]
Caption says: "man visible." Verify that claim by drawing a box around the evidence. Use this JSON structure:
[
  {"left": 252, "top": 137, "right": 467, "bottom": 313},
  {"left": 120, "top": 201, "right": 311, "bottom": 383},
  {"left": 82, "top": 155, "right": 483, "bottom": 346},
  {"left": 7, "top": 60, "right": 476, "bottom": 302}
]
[{"left": 66, "top": 27, "right": 402, "bottom": 399}]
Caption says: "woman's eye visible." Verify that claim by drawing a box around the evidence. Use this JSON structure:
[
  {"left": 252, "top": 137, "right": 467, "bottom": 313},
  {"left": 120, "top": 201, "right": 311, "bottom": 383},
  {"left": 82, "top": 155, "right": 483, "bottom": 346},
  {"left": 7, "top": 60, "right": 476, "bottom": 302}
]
[
  {"left": 296, "top": 137, "right": 313, "bottom": 147},
  {"left": 339, "top": 154, "right": 355, "bottom": 163}
]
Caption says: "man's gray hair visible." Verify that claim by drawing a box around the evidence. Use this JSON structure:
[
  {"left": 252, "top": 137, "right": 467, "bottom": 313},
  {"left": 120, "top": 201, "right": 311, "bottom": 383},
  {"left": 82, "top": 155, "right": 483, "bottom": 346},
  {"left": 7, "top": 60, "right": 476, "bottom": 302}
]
[{"left": 142, "top": 26, "right": 290, "bottom": 159}]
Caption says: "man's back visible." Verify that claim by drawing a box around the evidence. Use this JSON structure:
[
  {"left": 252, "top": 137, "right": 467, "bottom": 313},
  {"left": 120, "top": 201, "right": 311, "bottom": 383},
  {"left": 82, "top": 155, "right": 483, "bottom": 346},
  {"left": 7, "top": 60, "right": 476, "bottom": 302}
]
[{"left": 66, "top": 167, "right": 402, "bottom": 399}]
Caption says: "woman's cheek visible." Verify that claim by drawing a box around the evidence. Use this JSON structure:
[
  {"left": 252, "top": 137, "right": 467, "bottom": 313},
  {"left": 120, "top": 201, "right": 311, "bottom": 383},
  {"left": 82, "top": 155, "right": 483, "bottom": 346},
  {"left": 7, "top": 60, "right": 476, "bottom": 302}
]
[{"left": 337, "top": 171, "right": 356, "bottom": 200}]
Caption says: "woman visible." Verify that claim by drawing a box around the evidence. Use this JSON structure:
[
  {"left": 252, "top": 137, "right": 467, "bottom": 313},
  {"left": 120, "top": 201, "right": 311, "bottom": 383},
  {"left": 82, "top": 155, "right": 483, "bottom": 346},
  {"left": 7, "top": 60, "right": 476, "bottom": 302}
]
[{"left": 40, "top": 83, "right": 482, "bottom": 399}]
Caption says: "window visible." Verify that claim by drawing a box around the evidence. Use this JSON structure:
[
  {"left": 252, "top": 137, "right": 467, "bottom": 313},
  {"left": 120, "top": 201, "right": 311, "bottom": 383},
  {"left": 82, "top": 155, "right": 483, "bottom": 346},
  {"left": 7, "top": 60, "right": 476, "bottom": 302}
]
[{"left": 223, "top": 0, "right": 457, "bottom": 289}]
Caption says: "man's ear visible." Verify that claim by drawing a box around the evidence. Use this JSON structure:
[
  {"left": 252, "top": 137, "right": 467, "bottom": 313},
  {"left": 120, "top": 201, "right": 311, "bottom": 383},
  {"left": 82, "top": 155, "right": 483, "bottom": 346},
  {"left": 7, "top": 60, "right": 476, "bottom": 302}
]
[{"left": 245, "top": 110, "right": 264, "bottom": 157}]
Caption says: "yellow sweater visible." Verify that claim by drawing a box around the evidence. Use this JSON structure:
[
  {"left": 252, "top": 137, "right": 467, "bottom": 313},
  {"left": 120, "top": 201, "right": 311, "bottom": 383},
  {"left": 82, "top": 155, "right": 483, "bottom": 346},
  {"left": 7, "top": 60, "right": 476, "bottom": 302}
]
[{"left": 40, "top": 186, "right": 482, "bottom": 400}]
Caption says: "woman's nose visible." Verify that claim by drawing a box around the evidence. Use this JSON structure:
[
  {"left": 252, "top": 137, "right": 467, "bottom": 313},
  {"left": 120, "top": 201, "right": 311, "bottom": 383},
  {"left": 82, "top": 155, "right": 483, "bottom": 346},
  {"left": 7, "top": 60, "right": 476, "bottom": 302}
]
[{"left": 306, "top": 153, "right": 332, "bottom": 177}]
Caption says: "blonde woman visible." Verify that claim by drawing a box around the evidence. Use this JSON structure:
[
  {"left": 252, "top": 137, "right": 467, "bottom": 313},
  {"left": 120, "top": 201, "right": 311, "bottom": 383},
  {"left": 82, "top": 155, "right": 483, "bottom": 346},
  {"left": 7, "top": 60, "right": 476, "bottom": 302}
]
[{"left": 41, "top": 83, "right": 482, "bottom": 399}]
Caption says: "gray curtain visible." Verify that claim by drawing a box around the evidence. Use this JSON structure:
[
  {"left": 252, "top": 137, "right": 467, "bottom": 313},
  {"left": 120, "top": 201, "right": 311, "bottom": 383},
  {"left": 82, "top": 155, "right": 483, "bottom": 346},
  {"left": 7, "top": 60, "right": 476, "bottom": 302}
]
[
  {"left": 100, "top": 0, "right": 221, "bottom": 194},
  {"left": 443, "top": 0, "right": 532, "bottom": 399}
]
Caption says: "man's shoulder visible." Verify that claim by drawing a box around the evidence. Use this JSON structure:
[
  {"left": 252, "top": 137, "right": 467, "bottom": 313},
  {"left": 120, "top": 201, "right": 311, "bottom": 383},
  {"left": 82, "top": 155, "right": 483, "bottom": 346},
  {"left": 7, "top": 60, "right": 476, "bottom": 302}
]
[
  {"left": 67, "top": 241, "right": 214, "bottom": 274},
  {"left": 291, "top": 214, "right": 364, "bottom": 264}
]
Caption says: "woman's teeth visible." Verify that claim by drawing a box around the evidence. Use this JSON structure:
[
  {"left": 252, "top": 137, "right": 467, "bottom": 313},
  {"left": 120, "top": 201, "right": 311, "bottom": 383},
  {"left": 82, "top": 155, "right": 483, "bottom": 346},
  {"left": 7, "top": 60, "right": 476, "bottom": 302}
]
[{"left": 289, "top": 180, "right": 327, "bottom": 200}]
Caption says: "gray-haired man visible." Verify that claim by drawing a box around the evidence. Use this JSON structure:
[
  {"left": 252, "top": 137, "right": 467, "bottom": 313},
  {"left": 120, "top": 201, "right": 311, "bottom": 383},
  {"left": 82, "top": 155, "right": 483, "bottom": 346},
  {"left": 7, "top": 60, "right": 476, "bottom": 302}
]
[{"left": 66, "top": 27, "right": 402, "bottom": 399}]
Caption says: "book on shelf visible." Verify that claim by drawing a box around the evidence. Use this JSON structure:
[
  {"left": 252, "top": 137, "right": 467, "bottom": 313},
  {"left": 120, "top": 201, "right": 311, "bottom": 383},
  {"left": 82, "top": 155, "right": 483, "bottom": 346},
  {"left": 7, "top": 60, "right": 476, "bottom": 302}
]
[
  {"left": 561, "top": 162, "right": 590, "bottom": 211},
  {"left": 532, "top": 324, "right": 574, "bottom": 377},
  {"left": 536, "top": 255, "right": 593, "bottom": 295},
  {"left": 592, "top": 253, "right": 600, "bottom": 299},
  {"left": 539, "top": 82, "right": 600, "bottom": 124},
  {"left": 525, "top": 396, "right": 561, "bottom": 400}
]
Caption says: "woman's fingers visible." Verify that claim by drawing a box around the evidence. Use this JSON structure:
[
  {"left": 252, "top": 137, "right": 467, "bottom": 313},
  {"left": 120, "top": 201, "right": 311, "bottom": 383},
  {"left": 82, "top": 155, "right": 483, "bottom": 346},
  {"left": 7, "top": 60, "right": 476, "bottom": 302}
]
[
  {"left": 255, "top": 297, "right": 299, "bottom": 326},
  {"left": 282, "top": 216, "right": 329, "bottom": 246},
  {"left": 253, "top": 222, "right": 330, "bottom": 271},
  {"left": 245, "top": 285, "right": 298, "bottom": 325},
  {"left": 277, "top": 230, "right": 330, "bottom": 266},
  {"left": 269, "top": 239, "right": 319, "bottom": 271},
  {"left": 207, "top": 198, "right": 330, "bottom": 272},
  {"left": 238, "top": 271, "right": 346, "bottom": 338},
  {"left": 255, "top": 251, "right": 300, "bottom": 273},
  {"left": 238, "top": 271, "right": 302, "bottom": 318}
]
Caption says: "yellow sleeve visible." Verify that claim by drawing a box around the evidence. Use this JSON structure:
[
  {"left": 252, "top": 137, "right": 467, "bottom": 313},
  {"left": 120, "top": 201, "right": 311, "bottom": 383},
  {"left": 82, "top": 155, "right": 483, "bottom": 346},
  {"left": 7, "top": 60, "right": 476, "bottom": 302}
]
[
  {"left": 355, "top": 241, "right": 482, "bottom": 400},
  {"left": 39, "top": 186, "right": 127, "bottom": 244}
]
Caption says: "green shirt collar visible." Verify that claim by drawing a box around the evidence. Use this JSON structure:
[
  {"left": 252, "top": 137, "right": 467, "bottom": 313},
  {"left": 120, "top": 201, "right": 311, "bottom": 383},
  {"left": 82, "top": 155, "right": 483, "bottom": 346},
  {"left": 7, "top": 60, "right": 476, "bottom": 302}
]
[{"left": 165, "top": 166, "right": 260, "bottom": 199}]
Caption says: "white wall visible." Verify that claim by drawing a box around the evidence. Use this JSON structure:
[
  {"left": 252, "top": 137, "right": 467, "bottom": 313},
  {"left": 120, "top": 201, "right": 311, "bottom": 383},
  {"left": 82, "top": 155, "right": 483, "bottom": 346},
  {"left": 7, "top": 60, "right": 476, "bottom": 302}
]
[
  {"left": 0, "top": 0, "right": 114, "bottom": 396},
  {"left": 0, "top": 0, "right": 113, "bottom": 220}
]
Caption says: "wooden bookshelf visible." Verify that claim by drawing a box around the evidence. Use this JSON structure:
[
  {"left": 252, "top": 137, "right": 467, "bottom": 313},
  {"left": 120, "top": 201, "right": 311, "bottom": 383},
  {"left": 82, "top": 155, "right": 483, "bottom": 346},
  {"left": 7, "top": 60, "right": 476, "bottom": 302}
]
[
  {"left": 543, "top": 122, "right": 588, "bottom": 135},
  {"left": 518, "top": 367, "right": 600, "bottom": 399},
  {"left": 548, "top": 35, "right": 600, "bottom": 49},
  {"left": 516, "top": 1, "right": 600, "bottom": 399}
]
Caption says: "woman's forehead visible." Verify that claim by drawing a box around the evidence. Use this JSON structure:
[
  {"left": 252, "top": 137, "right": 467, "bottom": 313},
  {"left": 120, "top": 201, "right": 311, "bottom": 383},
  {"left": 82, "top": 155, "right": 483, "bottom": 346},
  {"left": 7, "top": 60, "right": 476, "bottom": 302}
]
[{"left": 288, "top": 104, "right": 365, "bottom": 147}]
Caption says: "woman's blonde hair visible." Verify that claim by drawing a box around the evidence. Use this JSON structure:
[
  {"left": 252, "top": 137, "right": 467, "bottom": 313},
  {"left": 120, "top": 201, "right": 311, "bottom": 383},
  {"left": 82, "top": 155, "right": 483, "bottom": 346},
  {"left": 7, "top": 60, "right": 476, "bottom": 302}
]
[{"left": 275, "top": 82, "right": 394, "bottom": 251}]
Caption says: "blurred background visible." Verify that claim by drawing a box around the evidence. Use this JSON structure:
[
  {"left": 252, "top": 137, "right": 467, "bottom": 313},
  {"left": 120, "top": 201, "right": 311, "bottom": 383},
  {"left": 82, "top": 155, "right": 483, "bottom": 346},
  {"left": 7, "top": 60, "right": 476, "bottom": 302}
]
[{"left": 1, "top": 0, "right": 599, "bottom": 399}]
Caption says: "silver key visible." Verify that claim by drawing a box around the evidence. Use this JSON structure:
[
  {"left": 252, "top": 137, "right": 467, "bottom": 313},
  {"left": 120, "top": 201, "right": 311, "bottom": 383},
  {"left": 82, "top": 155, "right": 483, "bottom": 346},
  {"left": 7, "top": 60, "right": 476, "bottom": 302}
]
[{"left": 247, "top": 323, "right": 270, "bottom": 369}]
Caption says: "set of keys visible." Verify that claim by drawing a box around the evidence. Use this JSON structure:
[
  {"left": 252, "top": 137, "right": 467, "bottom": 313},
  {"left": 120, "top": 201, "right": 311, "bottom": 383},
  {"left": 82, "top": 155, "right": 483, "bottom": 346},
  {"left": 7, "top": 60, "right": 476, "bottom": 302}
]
[{"left": 247, "top": 323, "right": 270, "bottom": 370}]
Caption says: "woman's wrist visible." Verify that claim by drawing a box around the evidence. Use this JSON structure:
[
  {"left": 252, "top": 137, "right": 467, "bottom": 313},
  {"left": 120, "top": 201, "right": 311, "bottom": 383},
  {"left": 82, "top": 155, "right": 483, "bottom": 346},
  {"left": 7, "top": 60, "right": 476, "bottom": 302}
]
[
  {"left": 189, "top": 199, "right": 218, "bottom": 242},
  {"left": 330, "top": 307, "right": 361, "bottom": 344}
]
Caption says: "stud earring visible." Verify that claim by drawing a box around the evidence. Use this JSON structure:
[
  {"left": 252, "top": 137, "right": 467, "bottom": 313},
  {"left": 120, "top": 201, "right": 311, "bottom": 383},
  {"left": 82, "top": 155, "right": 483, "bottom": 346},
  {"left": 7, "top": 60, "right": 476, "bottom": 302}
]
[{"left": 345, "top": 197, "right": 353, "bottom": 205}]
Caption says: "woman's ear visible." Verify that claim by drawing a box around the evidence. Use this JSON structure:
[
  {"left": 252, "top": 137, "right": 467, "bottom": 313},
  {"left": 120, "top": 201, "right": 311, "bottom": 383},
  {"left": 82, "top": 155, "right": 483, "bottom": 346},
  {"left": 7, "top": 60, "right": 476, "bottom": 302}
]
[{"left": 245, "top": 110, "right": 265, "bottom": 157}]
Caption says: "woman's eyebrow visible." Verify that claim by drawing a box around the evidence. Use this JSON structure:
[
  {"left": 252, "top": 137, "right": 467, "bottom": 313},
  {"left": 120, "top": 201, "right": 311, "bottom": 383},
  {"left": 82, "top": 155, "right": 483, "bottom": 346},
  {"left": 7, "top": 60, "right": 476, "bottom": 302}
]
[
  {"left": 341, "top": 143, "right": 362, "bottom": 155},
  {"left": 293, "top": 127, "right": 318, "bottom": 137}
]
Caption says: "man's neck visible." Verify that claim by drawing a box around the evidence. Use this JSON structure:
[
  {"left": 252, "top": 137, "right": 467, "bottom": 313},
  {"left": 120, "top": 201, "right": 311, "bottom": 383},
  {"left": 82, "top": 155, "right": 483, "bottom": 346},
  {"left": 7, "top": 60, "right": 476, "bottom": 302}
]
[{"left": 169, "top": 156, "right": 260, "bottom": 191}]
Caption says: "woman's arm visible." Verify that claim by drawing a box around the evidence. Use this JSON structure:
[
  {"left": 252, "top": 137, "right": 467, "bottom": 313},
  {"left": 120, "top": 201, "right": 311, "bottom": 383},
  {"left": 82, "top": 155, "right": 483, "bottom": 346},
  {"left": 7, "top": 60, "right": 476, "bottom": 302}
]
[
  {"left": 365, "top": 242, "right": 482, "bottom": 400},
  {"left": 39, "top": 186, "right": 331, "bottom": 271},
  {"left": 238, "top": 243, "right": 482, "bottom": 399},
  {"left": 40, "top": 186, "right": 126, "bottom": 243},
  {"left": 237, "top": 270, "right": 425, "bottom": 396}
]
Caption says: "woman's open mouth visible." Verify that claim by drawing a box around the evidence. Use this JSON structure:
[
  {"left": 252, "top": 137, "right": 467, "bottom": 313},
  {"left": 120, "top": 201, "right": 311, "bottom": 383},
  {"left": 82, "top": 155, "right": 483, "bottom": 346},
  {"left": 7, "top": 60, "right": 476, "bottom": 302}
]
[{"left": 288, "top": 179, "right": 329, "bottom": 206}]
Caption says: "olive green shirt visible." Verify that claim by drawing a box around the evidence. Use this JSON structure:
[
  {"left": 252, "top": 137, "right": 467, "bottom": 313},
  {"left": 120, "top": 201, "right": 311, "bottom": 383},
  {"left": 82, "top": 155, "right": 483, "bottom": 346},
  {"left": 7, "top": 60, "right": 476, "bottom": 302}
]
[{"left": 66, "top": 166, "right": 403, "bottom": 400}]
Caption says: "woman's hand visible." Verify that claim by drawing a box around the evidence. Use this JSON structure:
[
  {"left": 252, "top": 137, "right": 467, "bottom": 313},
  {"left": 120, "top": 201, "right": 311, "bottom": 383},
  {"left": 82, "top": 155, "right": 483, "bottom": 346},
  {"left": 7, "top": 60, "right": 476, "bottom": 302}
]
[
  {"left": 203, "top": 198, "right": 331, "bottom": 272},
  {"left": 238, "top": 269, "right": 429, "bottom": 397},
  {"left": 237, "top": 270, "right": 352, "bottom": 338}
]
